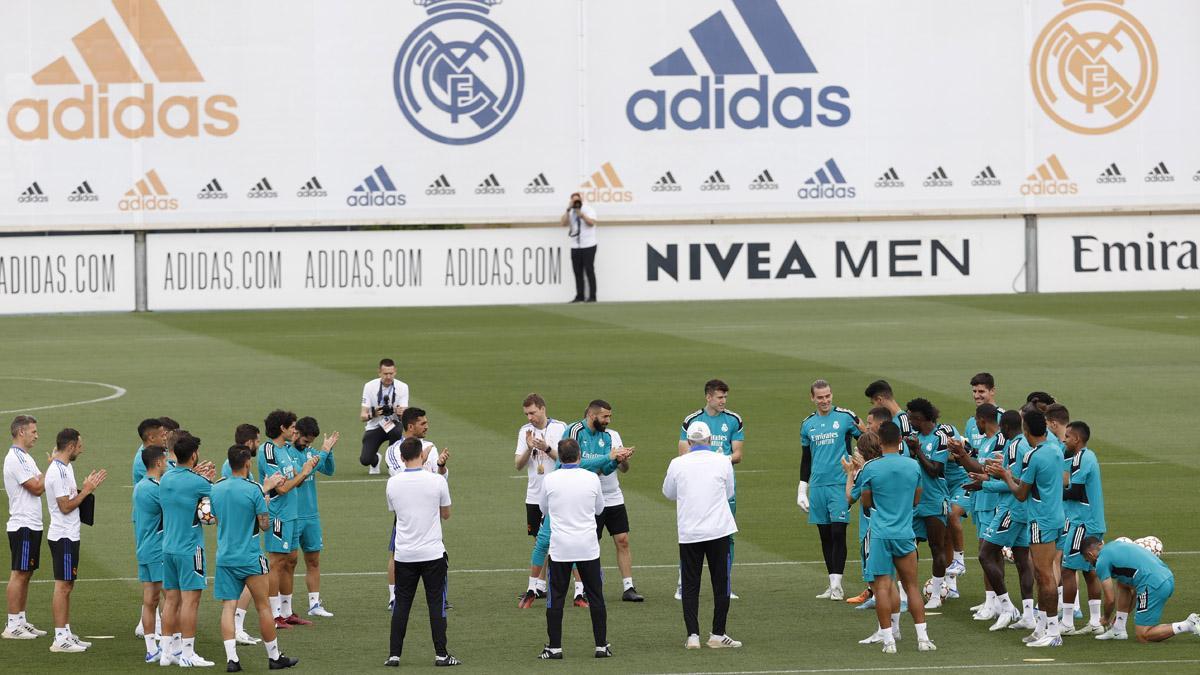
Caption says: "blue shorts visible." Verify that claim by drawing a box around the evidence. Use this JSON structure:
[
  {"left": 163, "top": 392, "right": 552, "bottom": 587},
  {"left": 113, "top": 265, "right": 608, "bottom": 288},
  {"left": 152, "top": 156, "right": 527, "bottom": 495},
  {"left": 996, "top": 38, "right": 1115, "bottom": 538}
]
[
  {"left": 163, "top": 549, "right": 207, "bottom": 592},
  {"left": 915, "top": 497, "right": 949, "bottom": 520},
  {"left": 214, "top": 557, "right": 270, "bottom": 601},
  {"left": 1062, "top": 524, "right": 1102, "bottom": 571},
  {"left": 913, "top": 512, "right": 947, "bottom": 542},
  {"left": 1029, "top": 519, "right": 1062, "bottom": 546},
  {"left": 982, "top": 509, "right": 1030, "bottom": 548},
  {"left": 297, "top": 518, "right": 323, "bottom": 553},
  {"left": 138, "top": 561, "right": 164, "bottom": 583},
  {"left": 860, "top": 533, "right": 873, "bottom": 583},
  {"left": 973, "top": 509, "right": 996, "bottom": 538},
  {"left": 265, "top": 518, "right": 298, "bottom": 554},
  {"left": 531, "top": 515, "right": 551, "bottom": 567},
  {"left": 948, "top": 480, "right": 972, "bottom": 513},
  {"left": 865, "top": 536, "right": 916, "bottom": 579},
  {"left": 1134, "top": 576, "right": 1175, "bottom": 626},
  {"left": 808, "top": 484, "right": 849, "bottom": 525}
]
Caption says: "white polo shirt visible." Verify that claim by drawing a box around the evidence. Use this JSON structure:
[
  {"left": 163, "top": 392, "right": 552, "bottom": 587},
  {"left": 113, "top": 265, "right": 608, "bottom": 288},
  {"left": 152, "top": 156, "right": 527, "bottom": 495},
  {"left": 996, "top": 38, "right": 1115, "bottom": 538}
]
[
  {"left": 567, "top": 205, "right": 598, "bottom": 249},
  {"left": 362, "top": 377, "right": 410, "bottom": 431},
  {"left": 662, "top": 446, "right": 738, "bottom": 544},
  {"left": 539, "top": 465, "right": 604, "bottom": 562},
  {"left": 515, "top": 419, "right": 566, "bottom": 504},
  {"left": 384, "top": 438, "right": 443, "bottom": 477},
  {"left": 45, "top": 459, "right": 81, "bottom": 542},
  {"left": 386, "top": 468, "right": 450, "bottom": 562},
  {"left": 4, "top": 445, "right": 43, "bottom": 532}
]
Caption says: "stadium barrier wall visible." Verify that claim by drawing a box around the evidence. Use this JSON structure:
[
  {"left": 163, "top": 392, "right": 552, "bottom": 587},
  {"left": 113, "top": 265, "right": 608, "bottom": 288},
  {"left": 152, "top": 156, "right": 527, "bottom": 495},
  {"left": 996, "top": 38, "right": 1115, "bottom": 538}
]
[
  {"left": 0, "top": 235, "right": 136, "bottom": 313},
  {"left": 1038, "top": 214, "right": 1200, "bottom": 293},
  {"left": 2, "top": 0, "right": 1199, "bottom": 231}
]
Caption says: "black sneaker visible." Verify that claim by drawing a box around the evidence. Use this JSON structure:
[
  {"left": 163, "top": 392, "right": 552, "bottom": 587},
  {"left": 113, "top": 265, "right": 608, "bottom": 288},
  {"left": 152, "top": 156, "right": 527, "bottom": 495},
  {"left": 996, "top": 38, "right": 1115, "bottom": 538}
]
[
  {"left": 384, "top": 656, "right": 400, "bottom": 667},
  {"left": 594, "top": 644, "right": 612, "bottom": 658},
  {"left": 537, "top": 645, "right": 563, "bottom": 660},
  {"left": 434, "top": 654, "right": 461, "bottom": 667},
  {"left": 268, "top": 654, "right": 299, "bottom": 670},
  {"left": 226, "top": 660, "right": 242, "bottom": 673},
  {"left": 621, "top": 587, "right": 644, "bottom": 602},
  {"left": 518, "top": 590, "right": 537, "bottom": 609},
  {"left": 534, "top": 588, "right": 547, "bottom": 599}
]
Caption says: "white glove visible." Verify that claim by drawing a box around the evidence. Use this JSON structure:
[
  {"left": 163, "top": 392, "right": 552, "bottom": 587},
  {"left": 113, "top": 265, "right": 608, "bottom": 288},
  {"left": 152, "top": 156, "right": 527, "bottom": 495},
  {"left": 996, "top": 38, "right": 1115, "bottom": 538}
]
[{"left": 797, "top": 481, "right": 810, "bottom": 512}]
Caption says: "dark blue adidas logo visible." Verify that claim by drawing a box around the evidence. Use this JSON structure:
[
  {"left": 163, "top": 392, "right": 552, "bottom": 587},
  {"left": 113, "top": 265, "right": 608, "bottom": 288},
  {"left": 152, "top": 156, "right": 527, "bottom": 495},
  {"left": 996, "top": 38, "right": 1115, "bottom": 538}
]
[
  {"left": 628, "top": 0, "right": 849, "bottom": 131},
  {"left": 347, "top": 165, "right": 407, "bottom": 207},
  {"left": 797, "top": 159, "right": 855, "bottom": 200}
]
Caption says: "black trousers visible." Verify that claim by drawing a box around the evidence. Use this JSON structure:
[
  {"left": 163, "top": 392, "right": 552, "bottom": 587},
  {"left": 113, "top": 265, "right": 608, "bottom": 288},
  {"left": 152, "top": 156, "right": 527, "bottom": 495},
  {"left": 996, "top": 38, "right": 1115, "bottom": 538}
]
[
  {"left": 680, "top": 536, "right": 731, "bottom": 637},
  {"left": 570, "top": 246, "right": 597, "bottom": 301},
  {"left": 360, "top": 425, "right": 404, "bottom": 467},
  {"left": 390, "top": 555, "right": 448, "bottom": 659},
  {"left": 546, "top": 557, "right": 606, "bottom": 649}
]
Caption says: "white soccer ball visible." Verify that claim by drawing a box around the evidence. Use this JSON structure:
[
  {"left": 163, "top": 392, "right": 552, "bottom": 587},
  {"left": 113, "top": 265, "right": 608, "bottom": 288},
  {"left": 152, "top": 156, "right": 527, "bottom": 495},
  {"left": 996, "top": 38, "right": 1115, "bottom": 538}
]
[
  {"left": 1002, "top": 546, "right": 1014, "bottom": 564},
  {"left": 922, "top": 577, "right": 949, "bottom": 600},
  {"left": 196, "top": 496, "right": 216, "bottom": 525},
  {"left": 1134, "top": 536, "right": 1163, "bottom": 557}
]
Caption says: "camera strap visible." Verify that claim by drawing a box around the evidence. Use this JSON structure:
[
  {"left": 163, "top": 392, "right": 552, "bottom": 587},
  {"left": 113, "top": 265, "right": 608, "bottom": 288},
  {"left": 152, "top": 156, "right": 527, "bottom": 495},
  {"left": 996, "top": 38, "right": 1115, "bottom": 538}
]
[{"left": 378, "top": 382, "right": 394, "bottom": 409}]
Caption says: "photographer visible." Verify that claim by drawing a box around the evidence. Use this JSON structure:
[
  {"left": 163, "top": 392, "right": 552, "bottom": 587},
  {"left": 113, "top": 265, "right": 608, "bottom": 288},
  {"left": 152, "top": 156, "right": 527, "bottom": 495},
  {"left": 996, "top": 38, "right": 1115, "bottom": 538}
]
[
  {"left": 559, "top": 192, "right": 598, "bottom": 303},
  {"left": 359, "top": 359, "right": 409, "bottom": 474}
]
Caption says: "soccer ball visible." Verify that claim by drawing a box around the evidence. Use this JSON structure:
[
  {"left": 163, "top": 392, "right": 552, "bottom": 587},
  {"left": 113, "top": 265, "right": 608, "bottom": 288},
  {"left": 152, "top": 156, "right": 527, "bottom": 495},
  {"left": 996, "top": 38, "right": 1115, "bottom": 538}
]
[
  {"left": 196, "top": 496, "right": 216, "bottom": 525},
  {"left": 1002, "top": 546, "right": 1014, "bottom": 564},
  {"left": 1113, "top": 536, "right": 1133, "bottom": 545},
  {"left": 922, "top": 577, "right": 950, "bottom": 600},
  {"left": 1135, "top": 536, "right": 1163, "bottom": 557}
]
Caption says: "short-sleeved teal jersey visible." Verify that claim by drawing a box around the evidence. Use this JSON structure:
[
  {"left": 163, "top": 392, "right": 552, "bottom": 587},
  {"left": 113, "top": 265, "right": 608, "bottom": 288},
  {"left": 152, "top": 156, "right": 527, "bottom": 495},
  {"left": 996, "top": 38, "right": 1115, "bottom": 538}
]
[
  {"left": 211, "top": 476, "right": 268, "bottom": 567},
  {"left": 680, "top": 409, "right": 744, "bottom": 457},
  {"left": 294, "top": 445, "right": 334, "bottom": 519},
  {"left": 938, "top": 423, "right": 966, "bottom": 485},
  {"left": 1065, "top": 447, "right": 1105, "bottom": 533},
  {"left": 984, "top": 434, "right": 1028, "bottom": 521},
  {"left": 159, "top": 465, "right": 213, "bottom": 556},
  {"left": 221, "top": 459, "right": 258, "bottom": 481},
  {"left": 801, "top": 408, "right": 863, "bottom": 487},
  {"left": 861, "top": 454, "right": 921, "bottom": 540},
  {"left": 1096, "top": 540, "right": 1172, "bottom": 588},
  {"left": 1020, "top": 440, "right": 1065, "bottom": 529},
  {"left": 913, "top": 427, "right": 950, "bottom": 508},
  {"left": 971, "top": 432, "right": 1006, "bottom": 512},
  {"left": 964, "top": 407, "right": 1004, "bottom": 453},
  {"left": 850, "top": 470, "right": 870, "bottom": 542},
  {"left": 257, "top": 440, "right": 300, "bottom": 521},
  {"left": 132, "top": 476, "right": 163, "bottom": 565},
  {"left": 132, "top": 444, "right": 146, "bottom": 488}
]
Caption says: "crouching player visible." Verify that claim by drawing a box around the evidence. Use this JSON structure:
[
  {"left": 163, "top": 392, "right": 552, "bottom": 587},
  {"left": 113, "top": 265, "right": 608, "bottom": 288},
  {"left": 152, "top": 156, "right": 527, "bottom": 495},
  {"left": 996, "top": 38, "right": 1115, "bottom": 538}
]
[{"left": 1082, "top": 537, "right": 1199, "bottom": 642}]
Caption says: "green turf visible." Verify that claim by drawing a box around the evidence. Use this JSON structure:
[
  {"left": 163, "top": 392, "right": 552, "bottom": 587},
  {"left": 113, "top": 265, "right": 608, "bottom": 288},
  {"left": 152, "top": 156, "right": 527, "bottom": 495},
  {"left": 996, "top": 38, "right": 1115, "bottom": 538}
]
[{"left": 1, "top": 291, "right": 1198, "bottom": 673}]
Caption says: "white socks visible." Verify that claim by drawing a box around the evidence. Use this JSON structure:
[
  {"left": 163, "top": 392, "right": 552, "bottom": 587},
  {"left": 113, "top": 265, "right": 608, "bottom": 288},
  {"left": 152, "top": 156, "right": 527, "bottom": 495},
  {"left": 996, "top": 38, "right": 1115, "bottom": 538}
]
[
  {"left": 914, "top": 622, "right": 929, "bottom": 642},
  {"left": 1061, "top": 602, "right": 1076, "bottom": 628},
  {"left": 622, "top": 577, "right": 634, "bottom": 591},
  {"left": 528, "top": 576, "right": 539, "bottom": 592},
  {"left": 155, "top": 607, "right": 162, "bottom": 635},
  {"left": 270, "top": 595, "right": 282, "bottom": 618},
  {"left": 280, "top": 594, "right": 293, "bottom": 617},
  {"left": 830, "top": 573, "right": 843, "bottom": 589},
  {"left": 890, "top": 613, "right": 901, "bottom": 634},
  {"left": 388, "top": 585, "right": 395, "bottom": 602},
  {"left": 6, "top": 613, "right": 18, "bottom": 629},
  {"left": 953, "top": 550, "right": 964, "bottom": 565},
  {"left": 55, "top": 626, "right": 69, "bottom": 640},
  {"left": 930, "top": 576, "right": 944, "bottom": 598},
  {"left": 537, "top": 578, "right": 547, "bottom": 593},
  {"left": 575, "top": 581, "right": 584, "bottom": 596},
  {"left": 1089, "top": 599, "right": 1102, "bottom": 624},
  {"left": 234, "top": 608, "right": 246, "bottom": 634},
  {"left": 308, "top": 592, "right": 320, "bottom": 608},
  {"left": 1114, "top": 611, "right": 1129, "bottom": 632},
  {"left": 1172, "top": 620, "right": 1192, "bottom": 635},
  {"left": 984, "top": 590, "right": 997, "bottom": 610},
  {"left": 1022, "top": 599, "right": 1035, "bottom": 622},
  {"left": 265, "top": 638, "right": 280, "bottom": 660},
  {"left": 145, "top": 634, "right": 158, "bottom": 653},
  {"left": 182, "top": 637, "right": 196, "bottom": 660},
  {"left": 224, "top": 638, "right": 238, "bottom": 662}
]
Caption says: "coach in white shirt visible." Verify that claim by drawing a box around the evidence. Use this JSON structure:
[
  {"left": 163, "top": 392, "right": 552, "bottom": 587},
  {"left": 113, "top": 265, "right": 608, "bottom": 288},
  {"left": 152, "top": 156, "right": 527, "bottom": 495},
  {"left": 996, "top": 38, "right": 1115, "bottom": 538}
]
[
  {"left": 360, "top": 358, "right": 410, "bottom": 474},
  {"left": 384, "top": 438, "right": 458, "bottom": 667},
  {"left": 663, "top": 421, "right": 741, "bottom": 650},
  {"left": 537, "top": 439, "right": 610, "bottom": 660},
  {"left": 560, "top": 192, "right": 599, "bottom": 303},
  {"left": 4, "top": 415, "right": 47, "bottom": 640}
]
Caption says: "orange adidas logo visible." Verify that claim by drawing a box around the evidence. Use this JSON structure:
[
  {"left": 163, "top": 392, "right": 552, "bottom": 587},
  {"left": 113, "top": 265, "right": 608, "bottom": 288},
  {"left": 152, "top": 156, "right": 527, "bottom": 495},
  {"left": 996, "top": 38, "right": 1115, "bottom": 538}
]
[
  {"left": 579, "top": 163, "right": 633, "bottom": 203},
  {"left": 1020, "top": 154, "right": 1078, "bottom": 196},
  {"left": 7, "top": 0, "right": 237, "bottom": 141},
  {"left": 118, "top": 170, "right": 179, "bottom": 211}
]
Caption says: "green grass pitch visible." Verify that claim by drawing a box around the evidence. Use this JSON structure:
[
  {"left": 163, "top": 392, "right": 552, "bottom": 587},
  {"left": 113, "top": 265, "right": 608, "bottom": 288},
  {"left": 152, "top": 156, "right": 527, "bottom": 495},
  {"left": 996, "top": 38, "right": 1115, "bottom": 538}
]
[{"left": 1, "top": 290, "right": 1198, "bottom": 673}]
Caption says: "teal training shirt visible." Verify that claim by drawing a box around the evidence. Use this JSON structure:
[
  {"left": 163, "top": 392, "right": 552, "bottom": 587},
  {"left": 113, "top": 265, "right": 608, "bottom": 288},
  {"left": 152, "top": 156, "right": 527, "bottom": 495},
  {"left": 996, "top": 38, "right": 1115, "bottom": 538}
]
[
  {"left": 984, "top": 434, "right": 1028, "bottom": 521},
  {"left": 258, "top": 440, "right": 300, "bottom": 521},
  {"left": 1020, "top": 439, "right": 1065, "bottom": 528},
  {"left": 1096, "top": 540, "right": 1172, "bottom": 588},
  {"left": 801, "top": 407, "right": 863, "bottom": 487},
  {"left": 132, "top": 476, "right": 163, "bottom": 565},
  {"left": 971, "top": 432, "right": 1005, "bottom": 512},
  {"left": 939, "top": 423, "right": 966, "bottom": 486},
  {"left": 913, "top": 427, "right": 950, "bottom": 509},
  {"left": 850, "top": 470, "right": 870, "bottom": 542},
  {"left": 159, "top": 465, "right": 213, "bottom": 556},
  {"left": 679, "top": 409, "right": 744, "bottom": 457},
  {"left": 220, "top": 459, "right": 258, "bottom": 481},
  {"left": 1066, "top": 447, "right": 1105, "bottom": 533},
  {"left": 294, "top": 445, "right": 334, "bottom": 519},
  {"left": 861, "top": 454, "right": 921, "bottom": 540},
  {"left": 211, "top": 476, "right": 268, "bottom": 567}
]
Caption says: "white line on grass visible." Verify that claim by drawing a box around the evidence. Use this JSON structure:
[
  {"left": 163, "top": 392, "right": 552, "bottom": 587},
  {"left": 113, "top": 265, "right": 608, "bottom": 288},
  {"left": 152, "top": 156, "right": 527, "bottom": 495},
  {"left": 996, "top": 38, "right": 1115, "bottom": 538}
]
[
  {"left": 635, "top": 658, "right": 1200, "bottom": 675},
  {"left": 0, "top": 376, "right": 127, "bottom": 414},
  {"left": 1101, "top": 461, "right": 1163, "bottom": 466}
]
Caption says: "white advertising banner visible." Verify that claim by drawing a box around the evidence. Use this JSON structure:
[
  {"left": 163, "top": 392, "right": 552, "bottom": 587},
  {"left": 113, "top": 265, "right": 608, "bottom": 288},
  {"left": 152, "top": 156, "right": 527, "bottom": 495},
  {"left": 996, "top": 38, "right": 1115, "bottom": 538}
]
[
  {"left": 145, "top": 220, "right": 1024, "bottom": 310},
  {"left": 0, "top": 235, "right": 135, "bottom": 313},
  {"left": 1038, "top": 215, "right": 1200, "bottom": 292},
  {"left": 3, "top": 0, "right": 1198, "bottom": 231}
]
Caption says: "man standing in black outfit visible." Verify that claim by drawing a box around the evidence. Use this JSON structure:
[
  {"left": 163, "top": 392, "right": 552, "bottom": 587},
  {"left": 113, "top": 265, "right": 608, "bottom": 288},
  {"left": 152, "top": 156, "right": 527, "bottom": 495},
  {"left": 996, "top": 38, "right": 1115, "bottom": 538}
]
[{"left": 560, "top": 192, "right": 598, "bottom": 303}]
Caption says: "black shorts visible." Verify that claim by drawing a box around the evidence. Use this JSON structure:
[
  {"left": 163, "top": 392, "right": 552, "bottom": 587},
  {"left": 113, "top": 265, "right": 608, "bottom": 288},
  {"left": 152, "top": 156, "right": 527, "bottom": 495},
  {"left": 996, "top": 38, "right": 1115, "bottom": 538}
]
[
  {"left": 49, "top": 538, "right": 80, "bottom": 581},
  {"left": 595, "top": 504, "right": 630, "bottom": 538},
  {"left": 526, "top": 503, "right": 544, "bottom": 536},
  {"left": 8, "top": 528, "right": 42, "bottom": 572}
]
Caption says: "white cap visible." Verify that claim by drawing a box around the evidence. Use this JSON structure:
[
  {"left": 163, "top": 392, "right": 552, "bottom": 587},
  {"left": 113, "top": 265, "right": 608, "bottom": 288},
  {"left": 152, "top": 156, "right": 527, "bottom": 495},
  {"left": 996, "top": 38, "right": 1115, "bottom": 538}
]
[{"left": 686, "top": 421, "right": 711, "bottom": 443}]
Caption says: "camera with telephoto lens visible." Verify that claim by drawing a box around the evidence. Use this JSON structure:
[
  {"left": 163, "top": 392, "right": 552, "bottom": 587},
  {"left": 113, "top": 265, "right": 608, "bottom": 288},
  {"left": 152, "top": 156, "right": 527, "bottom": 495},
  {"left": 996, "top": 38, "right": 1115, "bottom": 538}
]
[
  {"left": 572, "top": 199, "right": 583, "bottom": 209},
  {"left": 378, "top": 404, "right": 395, "bottom": 417}
]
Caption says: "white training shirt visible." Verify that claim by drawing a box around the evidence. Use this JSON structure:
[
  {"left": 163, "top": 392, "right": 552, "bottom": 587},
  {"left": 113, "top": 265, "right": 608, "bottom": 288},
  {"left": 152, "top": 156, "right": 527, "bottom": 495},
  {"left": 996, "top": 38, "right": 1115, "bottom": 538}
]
[
  {"left": 386, "top": 468, "right": 451, "bottom": 563},
  {"left": 539, "top": 465, "right": 604, "bottom": 562},
  {"left": 4, "top": 445, "right": 43, "bottom": 532},
  {"left": 567, "top": 204, "right": 598, "bottom": 249},
  {"left": 45, "top": 459, "right": 81, "bottom": 541},
  {"left": 515, "top": 419, "right": 566, "bottom": 504},
  {"left": 598, "top": 428, "right": 626, "bottom": 508},
  {"left": 362, "top": 377, "right": 410, "bottom": 431},
  {"left": 662, "top": 447, "right": 738, "bottom": 544},
  {"left": 385, "top": 438, "right": 443, "bottom": 477}
]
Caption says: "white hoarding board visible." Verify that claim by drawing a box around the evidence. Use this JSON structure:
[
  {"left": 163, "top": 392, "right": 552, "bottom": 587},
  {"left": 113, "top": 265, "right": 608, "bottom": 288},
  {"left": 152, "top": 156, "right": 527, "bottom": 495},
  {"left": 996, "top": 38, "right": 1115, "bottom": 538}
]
[
  {"left": 0, "top": 235, "right": 135, "bottom": 313},
  {"left": 1038, "top": 215, "right": 1200, "bottom": 292}
]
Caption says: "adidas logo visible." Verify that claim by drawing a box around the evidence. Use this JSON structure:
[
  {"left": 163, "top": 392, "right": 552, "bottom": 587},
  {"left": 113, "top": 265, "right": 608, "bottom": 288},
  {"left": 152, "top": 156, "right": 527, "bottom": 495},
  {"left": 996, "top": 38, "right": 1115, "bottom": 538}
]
[
  {"left": 1194, "top": 169, "right": 1200, "bottom": 183},
  {"left": 67, "top": 180, "right": 99, "bottom": 203},
  {"left": 7, "top": 0, "right": 237, "bottom": 141},
  {"left": 797, "top": 158, "right": 855, "bottom": 199},
  {"left": 297, "top": 176, "right": 327, "bottom": 198},
  {"left": 1020, "top": 154, "right": 1077, "bottom": 196},
  {"left": 524, "top": 173, "right": 554, "bottom": 195},
  {"left": 748, "top": 169, "right": 778, "bottom": 191},
  {"left": 923, "top": 166, "right": 953, "bottom": 188},
  {"left": 475, "top": 173, "right": 505, "bottom": 195},
  {"left": 348, "top": 166, "right": 406, "bottom": 207},
  {"left": 580, "top": 162, "right": 633, "bottom": 202},
  {"left": 628, "top": 0, "right": 849, "bottom": 131},
  {"left": 700, "top": 170, "right": 730, "bottom": 192},
  {"left": 17, "top": 182, "right": 48, "bottom": 204},
  {"left": 874, "top": 167, "right": 903, "bottom": 189},
  {"left": 119, "top": 170, "right": 178, "bottom": 211},
  {"left": 247, "top": 177, "right": 278, "bottom": 199},
  {"left": 1144, "top": 161, "right": 1174, "bottom": 183},
  {"left": 426, "top": 175, "right": 455, "bottom": 196},
  {"left": 197, "top": 178, "right": 228, "bottom": 200},
  {"left": 1097, "top": 163, "right": 1126, "bottom": 185},
  {"left": 971, "top": 166, "right": 1000, "bottom": 187},
  {"left": 651, "top": 171, "right": 682, "bottom": 193}
]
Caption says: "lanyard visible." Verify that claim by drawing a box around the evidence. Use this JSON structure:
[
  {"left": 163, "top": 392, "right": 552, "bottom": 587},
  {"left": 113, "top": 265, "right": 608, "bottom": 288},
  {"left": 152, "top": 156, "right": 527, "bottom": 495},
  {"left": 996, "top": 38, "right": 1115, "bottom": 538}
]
[{"left": 378, "top": 382, "right": 394, "bottom": 406}]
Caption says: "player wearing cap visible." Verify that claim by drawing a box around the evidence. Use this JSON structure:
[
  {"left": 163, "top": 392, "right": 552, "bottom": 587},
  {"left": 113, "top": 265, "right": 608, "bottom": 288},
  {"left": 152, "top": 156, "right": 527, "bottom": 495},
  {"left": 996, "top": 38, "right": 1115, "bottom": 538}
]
[{"left": 665, "top": 421, "right": 741, "bottom": 650}]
